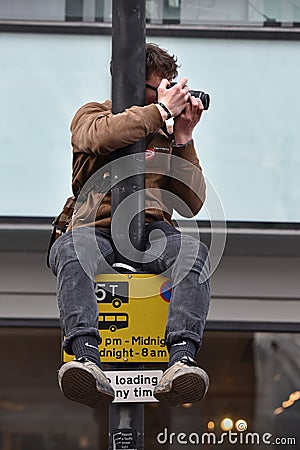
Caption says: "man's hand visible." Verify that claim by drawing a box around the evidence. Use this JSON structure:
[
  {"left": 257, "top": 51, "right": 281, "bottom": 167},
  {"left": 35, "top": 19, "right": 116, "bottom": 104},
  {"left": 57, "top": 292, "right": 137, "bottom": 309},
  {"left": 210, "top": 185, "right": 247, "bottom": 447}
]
[
  {"left": 173, "top": 95, "right": 204, "bottom": 145},
  {"left": 155, "top": 78, "right": 205, "bottom": 143},
  {"left": 157, "top": 78, "right": 190, "bottom": 118}
]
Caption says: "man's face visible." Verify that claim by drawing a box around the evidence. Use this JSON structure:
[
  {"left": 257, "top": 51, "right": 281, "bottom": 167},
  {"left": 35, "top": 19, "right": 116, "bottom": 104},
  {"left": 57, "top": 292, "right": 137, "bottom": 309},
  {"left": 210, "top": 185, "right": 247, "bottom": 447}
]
[{"left": 145, "top": 72, "right": 170, "bottom": 105}]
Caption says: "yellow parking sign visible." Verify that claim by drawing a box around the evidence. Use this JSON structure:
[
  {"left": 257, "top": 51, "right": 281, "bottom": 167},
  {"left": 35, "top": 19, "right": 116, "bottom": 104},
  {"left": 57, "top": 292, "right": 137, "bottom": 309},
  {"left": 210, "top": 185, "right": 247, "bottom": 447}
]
[{"left": 64, "top": 273, "right": 171, "bottom": 364}]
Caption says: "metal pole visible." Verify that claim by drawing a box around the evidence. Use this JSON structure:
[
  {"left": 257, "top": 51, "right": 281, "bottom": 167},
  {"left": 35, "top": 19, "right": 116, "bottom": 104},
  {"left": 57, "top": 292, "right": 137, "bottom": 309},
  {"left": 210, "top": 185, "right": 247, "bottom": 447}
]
[
  {"left": 110, "top": 0, "right": 146, "bottom": 268},
  {"left": 109, "top": 403, "right": 144, "bottom": 449},
  {"left": 109, "top": 1, "right": 146, "bottom": 449}
]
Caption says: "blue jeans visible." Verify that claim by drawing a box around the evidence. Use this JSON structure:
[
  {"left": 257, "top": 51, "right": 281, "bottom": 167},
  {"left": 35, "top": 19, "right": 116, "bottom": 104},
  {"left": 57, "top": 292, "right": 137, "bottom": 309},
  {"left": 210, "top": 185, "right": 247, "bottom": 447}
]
[{"left": 49, "top": 221, "right": 210, "bottom": 355}]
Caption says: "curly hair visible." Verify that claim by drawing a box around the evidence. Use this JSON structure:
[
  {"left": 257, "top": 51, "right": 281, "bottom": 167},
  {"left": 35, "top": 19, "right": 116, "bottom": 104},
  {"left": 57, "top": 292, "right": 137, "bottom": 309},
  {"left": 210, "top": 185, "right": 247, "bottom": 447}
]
[
  {"left": 146, "top": 43, "right": 179, "bottom": 80},
  {"left": 110, "top": 43, "right": 179, "bottom": 80}
]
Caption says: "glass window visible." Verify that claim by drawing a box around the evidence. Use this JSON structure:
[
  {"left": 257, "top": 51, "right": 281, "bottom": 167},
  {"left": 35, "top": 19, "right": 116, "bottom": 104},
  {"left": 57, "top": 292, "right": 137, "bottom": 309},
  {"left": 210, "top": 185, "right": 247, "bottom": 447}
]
[
  {"left": 147, "top": 0, "right": 300, "bottom": 27},
  {"left": 1, "top": 0, "right": 300, "bottom": 27},
  {"left": 0, "top": 328, "right": 99, "bottom": 450},
  {"left": 95, "top": 0, "right": 105, "bottom": 22},
  {"left": 163, "top": 0, "right": 180, "bottom": 24},
  {"left": 0, "top": 0, "right": 66, "bottom": 21},
  {"left": 0, "top": 327, "right": 299, "bottom": 449},
  {"left": 65, "top": 0, "right": 83, "bottom": 22}
]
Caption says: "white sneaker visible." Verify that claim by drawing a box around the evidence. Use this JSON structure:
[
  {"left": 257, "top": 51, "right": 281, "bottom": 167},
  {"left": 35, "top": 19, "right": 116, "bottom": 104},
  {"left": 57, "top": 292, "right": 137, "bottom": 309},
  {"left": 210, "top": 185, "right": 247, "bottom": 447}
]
[
  {"left": 153, "top": 356, "right": 209, "bottom": 406},
  {"left": 58, "top": 357, "right": 114, "bottom": 408}
]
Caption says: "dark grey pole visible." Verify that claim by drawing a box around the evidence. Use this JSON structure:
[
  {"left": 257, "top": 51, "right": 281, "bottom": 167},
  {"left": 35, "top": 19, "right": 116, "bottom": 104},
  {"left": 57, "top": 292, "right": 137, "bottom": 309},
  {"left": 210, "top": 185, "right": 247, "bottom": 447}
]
[
  {"left": 110, "top": 0, "right": 146, "bottom": 268},
  {"left": 109, "top": 1, "right": 146, "bottom": 449},
  {"left": 109, "top": 403, "right": 144, "bottom": 449}
]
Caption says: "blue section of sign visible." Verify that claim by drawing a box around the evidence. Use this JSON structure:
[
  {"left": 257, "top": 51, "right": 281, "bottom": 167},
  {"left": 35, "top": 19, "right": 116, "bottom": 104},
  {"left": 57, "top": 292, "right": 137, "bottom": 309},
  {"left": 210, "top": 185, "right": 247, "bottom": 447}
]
[{"left": 160, "top": 280, "right": 172, "bottom": 303}]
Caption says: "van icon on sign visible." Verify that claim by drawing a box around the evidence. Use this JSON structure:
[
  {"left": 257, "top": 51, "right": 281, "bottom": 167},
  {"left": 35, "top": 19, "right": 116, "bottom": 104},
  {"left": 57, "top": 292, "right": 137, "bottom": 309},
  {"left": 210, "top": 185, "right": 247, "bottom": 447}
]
[
  {"left": 96, "top": 281, "right": 129, "bottom": 308},
  {"left": 98, "top": 313, "right": 129, "bottom": 332}
]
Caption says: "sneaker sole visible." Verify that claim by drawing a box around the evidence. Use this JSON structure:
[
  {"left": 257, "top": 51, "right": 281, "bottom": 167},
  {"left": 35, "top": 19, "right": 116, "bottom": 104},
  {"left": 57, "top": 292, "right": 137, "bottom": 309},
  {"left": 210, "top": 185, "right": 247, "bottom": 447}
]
[
  {"left": 154, "top": 371, "right": 208, "bottom": 407},
  {"left": 60, "top": 366, "right": 114, "bottom": 408}
]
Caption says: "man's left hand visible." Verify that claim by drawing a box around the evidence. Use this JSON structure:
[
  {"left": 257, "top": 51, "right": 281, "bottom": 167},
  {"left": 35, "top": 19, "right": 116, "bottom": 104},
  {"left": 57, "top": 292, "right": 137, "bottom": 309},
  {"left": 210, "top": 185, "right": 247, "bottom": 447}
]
[{"left": 173, "top": 96, "right": 204, "bottom": 145}]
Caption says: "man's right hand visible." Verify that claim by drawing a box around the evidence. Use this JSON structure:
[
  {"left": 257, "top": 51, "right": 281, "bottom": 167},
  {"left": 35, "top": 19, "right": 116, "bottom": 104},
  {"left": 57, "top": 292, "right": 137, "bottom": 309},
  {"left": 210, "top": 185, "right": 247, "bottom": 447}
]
[{"left": 157, "top": 78, "right": 190, "bottom": 118}]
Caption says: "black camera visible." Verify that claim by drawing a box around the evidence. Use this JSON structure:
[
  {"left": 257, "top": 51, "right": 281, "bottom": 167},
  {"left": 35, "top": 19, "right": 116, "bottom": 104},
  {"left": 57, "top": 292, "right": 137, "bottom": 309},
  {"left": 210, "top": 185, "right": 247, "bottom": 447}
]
[{"left": 169, "top": 82, "right": 210, "bottom": 110}]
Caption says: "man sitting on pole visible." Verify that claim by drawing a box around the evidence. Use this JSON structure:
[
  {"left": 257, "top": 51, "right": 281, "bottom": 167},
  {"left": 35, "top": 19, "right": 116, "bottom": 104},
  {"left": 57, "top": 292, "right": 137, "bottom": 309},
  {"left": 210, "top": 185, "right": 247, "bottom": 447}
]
[{"left": 48, "top": 43, "right": 210, "bottom": 408}]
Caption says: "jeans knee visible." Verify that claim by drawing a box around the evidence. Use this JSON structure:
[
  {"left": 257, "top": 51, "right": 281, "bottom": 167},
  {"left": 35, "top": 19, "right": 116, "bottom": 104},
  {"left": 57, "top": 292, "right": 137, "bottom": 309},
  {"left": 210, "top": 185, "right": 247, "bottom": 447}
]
[
  {"left": 180, "top": 235, "right": 208, "bottom": 260},
  {"left": 179, "top": 237, "right": 210, "bottom": 279}
]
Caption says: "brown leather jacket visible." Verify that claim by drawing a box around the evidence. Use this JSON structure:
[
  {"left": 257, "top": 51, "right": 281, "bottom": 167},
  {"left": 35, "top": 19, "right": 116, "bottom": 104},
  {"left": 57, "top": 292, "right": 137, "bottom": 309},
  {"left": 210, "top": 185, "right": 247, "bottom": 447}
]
[{"left": 68, "top": 100, "right": 206, "bottom": 230}]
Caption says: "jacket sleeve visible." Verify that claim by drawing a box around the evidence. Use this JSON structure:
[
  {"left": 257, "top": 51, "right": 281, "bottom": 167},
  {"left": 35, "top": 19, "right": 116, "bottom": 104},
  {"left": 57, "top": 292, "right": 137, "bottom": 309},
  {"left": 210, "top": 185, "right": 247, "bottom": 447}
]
[
  {"left": 70, "top": 101, "right": 163, "bottom": 155},
  {"left": 166, "top": 140, "right": 206, "bottom": 217}
]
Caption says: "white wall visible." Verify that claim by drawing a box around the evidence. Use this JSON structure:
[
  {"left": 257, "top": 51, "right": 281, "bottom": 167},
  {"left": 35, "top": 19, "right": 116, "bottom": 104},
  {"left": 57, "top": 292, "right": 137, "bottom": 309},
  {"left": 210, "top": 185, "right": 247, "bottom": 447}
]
[{"left": 1, "top": 32, "right": 300, "bottom": 222}]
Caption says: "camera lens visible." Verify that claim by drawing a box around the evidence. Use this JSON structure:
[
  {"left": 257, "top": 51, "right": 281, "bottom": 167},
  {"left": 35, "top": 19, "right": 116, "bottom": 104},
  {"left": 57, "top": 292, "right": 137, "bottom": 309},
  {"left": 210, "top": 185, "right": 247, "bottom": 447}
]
[
  {"left": 200, "top": 92, "right": 210, "bottom": 110},
  {"left": 168, "top": 83, "right": 210, "bottom": 110},
  {"left": 189, "top": 90, "right": 210, "bottom": 110}
]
